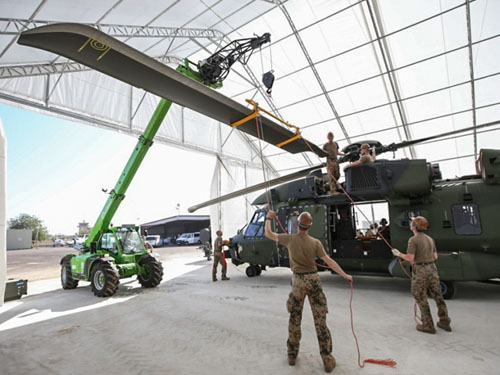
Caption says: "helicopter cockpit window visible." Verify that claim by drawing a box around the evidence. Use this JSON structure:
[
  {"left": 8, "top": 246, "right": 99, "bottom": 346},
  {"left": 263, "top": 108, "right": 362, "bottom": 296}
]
[
  {"left": 287, "top": 214, "right": 299, "bottom": 234},
  {"left": 452, "top": 204, "right": 482, "bottom": 235},
  {"left": 244, "top": 210, "right": 266, "bottom": 237}
]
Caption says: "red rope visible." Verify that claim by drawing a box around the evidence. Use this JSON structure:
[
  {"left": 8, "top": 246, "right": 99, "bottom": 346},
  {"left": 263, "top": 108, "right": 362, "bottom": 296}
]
[{"left": 349, "top": 280, "right": 397, "bottom": 368}]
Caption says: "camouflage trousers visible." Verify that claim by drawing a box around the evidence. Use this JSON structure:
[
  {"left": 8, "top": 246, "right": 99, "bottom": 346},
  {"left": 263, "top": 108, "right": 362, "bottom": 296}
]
[
  {"left": 411, "top": 263, "right": 451, "bottom": 329},
  {"left": 326, "top": 160, "right": 340, "bottom": 193},
  {"left": 212, "top": 252, "right": 227, "bottom": 280},
  {"left": 286, "top": 272, "right": 332, "bottom": 360}
]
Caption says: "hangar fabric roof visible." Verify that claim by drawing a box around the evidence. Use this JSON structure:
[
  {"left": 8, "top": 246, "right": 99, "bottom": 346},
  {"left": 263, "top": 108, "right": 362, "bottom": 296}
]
[{"left": 1, "top": 0, "right": 499, "bottom": 183}]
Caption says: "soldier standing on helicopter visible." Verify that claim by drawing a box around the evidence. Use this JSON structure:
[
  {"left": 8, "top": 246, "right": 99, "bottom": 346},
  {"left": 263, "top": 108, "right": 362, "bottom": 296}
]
[
  {"left": 212, "top": 230, "right": 230, "bottom": 282},
  {"left": 323, "top": 132, "right": 344, "bottom": 194},
  {"left": 392, "top": 216, "right": 452, "bottom": 334},
  {"left": 265, "top": 209, "right": 352, "bottom": 373}
]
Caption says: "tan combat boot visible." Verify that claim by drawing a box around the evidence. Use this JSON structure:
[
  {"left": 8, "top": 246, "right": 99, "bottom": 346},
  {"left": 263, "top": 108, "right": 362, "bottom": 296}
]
[
  {"left": 323, "top": 354, "right": 336, "bottom": 373},
  {"left": 436, "top": 321, "right": 452, "bottom": 332},
  {"left": 416, "top": 324, "right": 436, "bottom": 334}
]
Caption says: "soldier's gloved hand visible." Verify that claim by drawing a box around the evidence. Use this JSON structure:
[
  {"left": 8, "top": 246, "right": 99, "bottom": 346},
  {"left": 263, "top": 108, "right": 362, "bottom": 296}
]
[{"left": 391, "top": 248, "right": 401, "bottom": 257}]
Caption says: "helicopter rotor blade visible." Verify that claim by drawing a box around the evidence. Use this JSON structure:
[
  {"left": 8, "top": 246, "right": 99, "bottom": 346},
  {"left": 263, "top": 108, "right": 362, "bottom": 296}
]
[
  {"left": 384, "top": 120, "right": 500, "bottom": 152},
  {"left": 339, "top": 119, "right": 500, "bottom": 163},
  {"left": 188, "top": 164, "right": 323, "bottom": 213}
]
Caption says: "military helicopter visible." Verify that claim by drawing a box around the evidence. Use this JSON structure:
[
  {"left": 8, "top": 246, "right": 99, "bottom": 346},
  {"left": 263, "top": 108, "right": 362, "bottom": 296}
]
[
  {"left": 18, "top": 23, "right": 500, "bottom": 300},
  {"left": 189, "top": 121, "right": 500, "bottom": 299}
]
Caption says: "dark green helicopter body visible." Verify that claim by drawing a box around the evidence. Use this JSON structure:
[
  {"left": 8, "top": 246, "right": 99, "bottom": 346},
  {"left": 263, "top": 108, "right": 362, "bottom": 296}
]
[{"left": 227, "top": 148, "right": 500, "bottom": 298}]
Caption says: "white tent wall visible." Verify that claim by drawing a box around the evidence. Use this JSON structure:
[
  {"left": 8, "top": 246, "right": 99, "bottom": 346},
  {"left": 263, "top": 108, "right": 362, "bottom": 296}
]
[{"left": 210, "top": 155, "right": 276, "bottom": 245}]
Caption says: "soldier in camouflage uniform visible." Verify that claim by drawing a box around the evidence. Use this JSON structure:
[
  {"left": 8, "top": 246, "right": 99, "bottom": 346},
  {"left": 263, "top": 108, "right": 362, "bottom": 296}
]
[
  {"left": 212, "top": 230, "right": 230, "bottom": 282},
  {"left": 322, "top": 132, "right": 344, "bottom": 194},
  {"left": 265, "top": 210, "right": 352, "bottom": 373},
  {"left": 392, "top": 216, "right": 452, "bottom": 334}
]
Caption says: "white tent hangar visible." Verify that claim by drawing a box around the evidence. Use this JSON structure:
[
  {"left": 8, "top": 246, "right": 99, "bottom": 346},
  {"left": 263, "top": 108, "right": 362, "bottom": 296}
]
[{"left": 0, "top": 0, "right": 499, "bottom": 239}]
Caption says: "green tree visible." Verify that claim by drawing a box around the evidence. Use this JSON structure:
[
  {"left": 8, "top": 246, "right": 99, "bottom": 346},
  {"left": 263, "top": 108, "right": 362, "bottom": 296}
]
[{"left": 8, "top": 213, "right": 49, "bottom": 241}]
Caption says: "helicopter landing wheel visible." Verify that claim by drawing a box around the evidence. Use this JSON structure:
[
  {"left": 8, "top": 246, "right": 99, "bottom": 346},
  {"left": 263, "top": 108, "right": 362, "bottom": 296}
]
[
  {"left": 440, "top": 280, "right": 455, "bottom": 300},
  {"left": 255, "top": 265, "right": 262, "bottom": 276},
  {"left": 246, "top": 265, "right": 257, "bottom": 277}
]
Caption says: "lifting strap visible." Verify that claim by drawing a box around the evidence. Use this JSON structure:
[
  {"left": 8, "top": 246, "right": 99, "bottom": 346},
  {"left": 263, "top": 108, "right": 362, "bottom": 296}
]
[{"left": 231, "top": 99, "right": 301, "bottom": 149}]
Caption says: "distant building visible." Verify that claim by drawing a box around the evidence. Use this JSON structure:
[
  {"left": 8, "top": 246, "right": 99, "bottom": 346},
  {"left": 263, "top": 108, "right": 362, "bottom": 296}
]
[
  {"left": 7, "top": 229, "right": 33, "bottom": 250},
  {"left": 78, "top": 221, "right": 91, "bottom": 235},
  {"left": 141, "top": 215, "right": 210, "bottom": 242}
]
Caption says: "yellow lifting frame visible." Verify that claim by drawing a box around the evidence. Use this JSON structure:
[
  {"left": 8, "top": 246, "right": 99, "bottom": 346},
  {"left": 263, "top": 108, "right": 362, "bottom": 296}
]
[{"left": 230, "top": 99, "right": 302, "bottom": 148}]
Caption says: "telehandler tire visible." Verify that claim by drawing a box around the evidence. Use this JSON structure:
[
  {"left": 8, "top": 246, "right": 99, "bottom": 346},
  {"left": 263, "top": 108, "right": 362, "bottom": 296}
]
[
  {"left": 138, "top": 255, "right": 164, "bottom": 288},
  {"left": 90, "top": 262, "right": 119, "bottom": 297},
  {"left": 61, "top": 258, "right": 79, "bottom": 290}
]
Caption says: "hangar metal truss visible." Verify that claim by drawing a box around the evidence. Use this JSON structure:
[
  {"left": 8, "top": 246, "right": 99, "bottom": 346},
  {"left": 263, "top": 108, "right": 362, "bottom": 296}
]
[{"left": 1, "top": 0, "right": 500, "bottom": 234}]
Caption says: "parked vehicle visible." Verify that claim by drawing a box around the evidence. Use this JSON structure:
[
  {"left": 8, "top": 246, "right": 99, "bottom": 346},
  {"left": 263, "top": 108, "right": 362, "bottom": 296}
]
[
  {"left": 178, "top": 232, "right": 201, "bottom": 245},
  {"left": 145, "top": 235, "right": 161, "bottom": 248},
  {"left": 53, "top": 238, "right": 65, "bottom": 247},
  {"left": 176, "top": 233, "right": 188, "bottom": 245}
]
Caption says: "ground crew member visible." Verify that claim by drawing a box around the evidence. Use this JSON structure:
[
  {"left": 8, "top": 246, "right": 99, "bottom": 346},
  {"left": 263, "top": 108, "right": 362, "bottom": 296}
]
[
  {"left": 212, "top": 230, "right": 230, "bottom": 282},
  {"left": 377, "top": 218, "right": 391, "bottom": 241},
  {"left": 265, "top": 210, "right": 352, "bottom": 373},
  {"left": 322, "top": 132, "right": 344, "bottom": 194},
  {"left": 392, "top": 216, "right": 452, "bottom": 334},
  {"left": 344, "top": 143, "right": 375, "bottom": 170}
]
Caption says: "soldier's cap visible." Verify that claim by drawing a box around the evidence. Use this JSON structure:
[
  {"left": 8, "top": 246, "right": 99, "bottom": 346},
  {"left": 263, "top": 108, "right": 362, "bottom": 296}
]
[
  {"left": 411, "top": 216, "right": 428, "bottom": 231},
  {"left": 297, "top": 212, "right": 313, "bottom": 230},
  {"left": 327, "top": 131, "right": 333, "bottom": 138}
]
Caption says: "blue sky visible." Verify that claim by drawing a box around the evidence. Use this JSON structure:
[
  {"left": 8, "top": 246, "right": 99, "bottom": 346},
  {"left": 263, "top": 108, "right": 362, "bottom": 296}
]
[{"left": 1, "top": 103, "right": 214, "bottom": 235}]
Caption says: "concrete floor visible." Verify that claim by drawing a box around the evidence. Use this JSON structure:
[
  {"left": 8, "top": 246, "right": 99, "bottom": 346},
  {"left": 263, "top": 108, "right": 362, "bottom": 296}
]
[{"left": 1, "top": 247, "right": 499, "bottom": 375}]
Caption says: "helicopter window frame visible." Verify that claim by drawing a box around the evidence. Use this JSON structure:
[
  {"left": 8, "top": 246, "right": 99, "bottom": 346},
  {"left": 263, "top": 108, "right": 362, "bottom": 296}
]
[
  {"left": 244, "top": 210, "right": 266, "bottom": 238},
  {"left": 451, "top": 203, "right": 482, "bottom": 235},
  {"left": 287, "top": 214, "right": 299, "bottom": 234}
]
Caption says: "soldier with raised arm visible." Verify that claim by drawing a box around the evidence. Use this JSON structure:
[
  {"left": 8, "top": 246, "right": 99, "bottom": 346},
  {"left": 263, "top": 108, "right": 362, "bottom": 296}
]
[{"left": 265, "top": 209, "right": 352, "bottom": 373}]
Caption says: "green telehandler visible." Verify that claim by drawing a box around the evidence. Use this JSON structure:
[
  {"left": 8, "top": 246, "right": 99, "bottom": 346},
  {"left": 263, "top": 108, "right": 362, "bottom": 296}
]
[{"left": 49, "top": 29, "right": 272, "bottom": 296}]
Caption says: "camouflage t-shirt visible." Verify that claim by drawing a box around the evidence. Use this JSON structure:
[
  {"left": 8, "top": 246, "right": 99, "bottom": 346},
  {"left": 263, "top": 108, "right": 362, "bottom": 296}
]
[
  {"left": 214, "top": 236, "right": 223, "bottom": 254},
  {"left": 277, "top": 232, "right": 327, "bottom": 273},
  {"left": 407, "top": 232, "right": 436, "bottom": 263}
]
